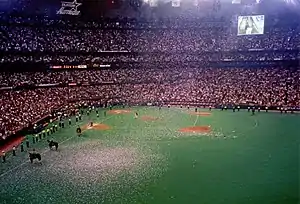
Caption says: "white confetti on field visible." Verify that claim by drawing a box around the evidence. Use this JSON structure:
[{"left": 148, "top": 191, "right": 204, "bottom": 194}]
[
  {"left": 48, "top": 140, "right": 167, "bottom": 185},
  {"left": 0, "top": 140, "right": 168, "bottom": 204}
]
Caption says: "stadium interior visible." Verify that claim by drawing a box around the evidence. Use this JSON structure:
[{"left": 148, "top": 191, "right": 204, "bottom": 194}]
[{"left": 0, "top": 0, "right": 299, "bottom": 203}]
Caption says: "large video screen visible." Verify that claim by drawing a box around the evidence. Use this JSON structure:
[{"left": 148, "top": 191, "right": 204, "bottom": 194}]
[{"left": 237, "top": 15, "right": 264, "bottom": 35}]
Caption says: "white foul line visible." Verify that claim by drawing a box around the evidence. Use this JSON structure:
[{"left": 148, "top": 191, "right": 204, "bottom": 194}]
[{"left": 193, "top": 115, "right": 199, "bottom": 126}]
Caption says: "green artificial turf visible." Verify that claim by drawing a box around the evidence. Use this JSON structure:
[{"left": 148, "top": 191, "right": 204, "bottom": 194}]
[{"left": 0, "top": 107, "right": 298, "bottom": 204}]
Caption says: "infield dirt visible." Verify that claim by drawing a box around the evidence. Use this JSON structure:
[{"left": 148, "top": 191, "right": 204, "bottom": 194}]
[
  {"left": 141, "top": 116, "right": 159, "bottom": 121},
  {"left": 189, "top": 112, "right": 211, "bottom": 116},
  {"left": 108, "top": 110, "right": 131, "bottom": 114},
  {"left": 179, "top": 126, "right": 211, "bottom": 133},
  {"left": 82, "top": 123, "right": 111, "bottom": 131}
]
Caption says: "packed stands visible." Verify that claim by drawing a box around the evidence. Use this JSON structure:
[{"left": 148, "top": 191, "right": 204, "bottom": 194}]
[{"left": 0, "top": 16, "right": 299, "bottom": 140}]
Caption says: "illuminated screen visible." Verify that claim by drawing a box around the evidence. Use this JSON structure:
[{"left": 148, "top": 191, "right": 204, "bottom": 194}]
[
  {"left": 237, "top": 15, "right": 265, "bottom": 35},
  {"left": 232, "top": 0, "right": 241, "bottom": 4}
]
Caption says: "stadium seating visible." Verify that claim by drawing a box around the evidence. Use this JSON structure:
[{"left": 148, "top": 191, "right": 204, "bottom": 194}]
[{"left": 0, "top": 17, "right": 299, "bottom": 140}]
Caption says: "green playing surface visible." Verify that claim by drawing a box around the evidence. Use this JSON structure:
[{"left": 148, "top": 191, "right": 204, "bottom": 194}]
[{"left": 0, "top": 107, "right": 299, "bottom": 204}]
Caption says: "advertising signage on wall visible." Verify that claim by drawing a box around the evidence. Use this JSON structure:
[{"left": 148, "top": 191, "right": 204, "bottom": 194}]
[
  {"left": 49, "top": 64, "right": 112, "bottom": 69},
  {"left": 50, "top": 65, "right": 87, "bottom": 69}
]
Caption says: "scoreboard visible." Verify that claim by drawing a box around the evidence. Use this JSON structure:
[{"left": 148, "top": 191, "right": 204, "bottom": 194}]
[{"left": 238, "top": 15, "right": 265, "bottom": 35}]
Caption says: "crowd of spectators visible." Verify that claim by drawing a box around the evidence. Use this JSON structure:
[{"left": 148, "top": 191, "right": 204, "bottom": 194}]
[
  {"left": 0, "top": 51, "right": 298, "bottom": 64},
  {"left": 0, "top": 17, "right": 299, "bottom": 140},
  {"left": 0, "top": 17, "right": 299, "bottom": 65},
  {"left": 1, "top": 26, "right": 299, "bottom": 55},
  {"left": 0, "top": 67, "right": 299, "bottom": 139}
]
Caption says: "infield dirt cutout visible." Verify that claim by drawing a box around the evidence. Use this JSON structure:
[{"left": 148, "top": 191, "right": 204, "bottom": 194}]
[
  {"left": 189, "top": 112, "right": 211, "bottom": 116},
  {"left": 179, "top": 126, "right": 211, "bottom": 133},
  {"left": 82, "top": 123, "right": 111, "bottom": 131},
  {"left": 141, "top": 116, "right": 159, "bottom": 121},
  {"left": 108, "top": 109, "right": 131, "bottom": 114}
]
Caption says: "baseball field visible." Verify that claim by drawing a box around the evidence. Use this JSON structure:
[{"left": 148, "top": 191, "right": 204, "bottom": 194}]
[{"left": 0, "top": 107, "right": 298, "bottom": 204}]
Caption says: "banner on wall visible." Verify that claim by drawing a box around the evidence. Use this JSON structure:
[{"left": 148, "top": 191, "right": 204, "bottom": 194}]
[{"left": 57, "top": 0, "right": 82, "bottom": 15}]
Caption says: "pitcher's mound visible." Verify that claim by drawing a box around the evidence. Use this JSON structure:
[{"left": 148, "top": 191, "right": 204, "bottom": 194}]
[
  {"left": 141, "top": 116, "right": 159, "bottom": 121},
  {"left": 83, "top": 123, "right": 111, "bottom": 131},
  {"left": 108, "top": 110, "right": 131, "bottom": 114},
  {"left": 190, "top": 112, "right": 211, "bottom": 116},
  {"left": 179, "top": 126, "right": 211, "bottom": 133}
]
